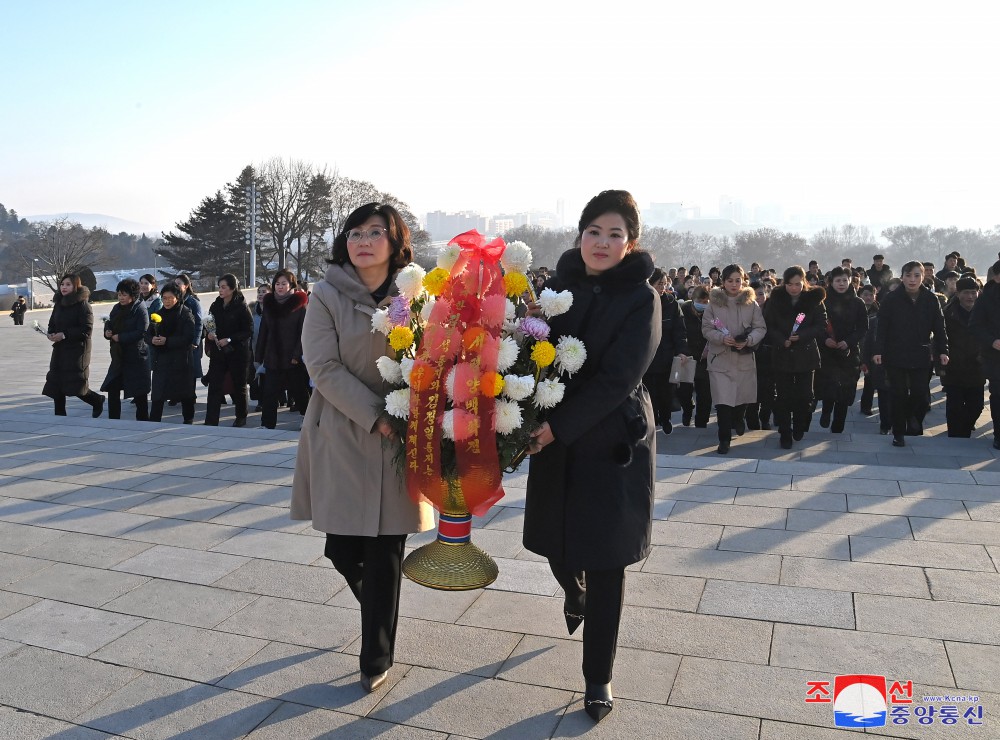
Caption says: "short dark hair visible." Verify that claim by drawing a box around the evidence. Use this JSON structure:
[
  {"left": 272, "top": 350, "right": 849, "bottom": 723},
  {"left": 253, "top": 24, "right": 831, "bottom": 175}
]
[
  {"left": 648, "top": 268, "right": 665, "bottom": 286},
  {"left": 271, "top": 269, "right": 298, "bottom": 291},
  {"left": 782, "top": 265, "right": 806, "bottom": 284},
  {"left": 160, "top": 283, "right": 181, "bottom": 298},
  {"left": 575, "top": 190, "right": 641, "bottom": 248},
  {"left": 59, "top": 273, "right": 82, "bottom": 290},
  {"left": 901, "top": 261, "right": 924, "bottom": 276},
  {"left": 873, "top": 254, "right": 884, "bottom": 261},
  {"left": 217, "top": 273, "right": 239, "bottom": 292},
  {"left": 827, "top": 266, "right": 850, "bottom": 281},
  {"left": 116, "top": 278, "right": 141, "bottom": 301},
  {"left": 330, "top": 203, "right": 412, "bottom": 271}
]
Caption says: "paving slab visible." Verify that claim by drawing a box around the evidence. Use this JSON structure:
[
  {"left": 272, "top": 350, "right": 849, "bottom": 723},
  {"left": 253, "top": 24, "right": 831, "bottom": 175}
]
[
  {"left": 651, "top": 519, "right": 724, "bottom": 548},
  {"left": 945, "top": 641, "right": 1000, "bottom": 691},
  {"left": 618, "top": 605, "right": 772, "bottom": 664},
  {"left": 719, "top": 526, "right": 851, "bottom": 559},
  {"left": 245, "top": 700, "right": 446, "bottom": 739},
  {"left": 900, "top": 480, "right": 1000, "bottom": 503},
  {"left": 215, "top": 595, "right": 361, "bottom": 650},
  {"left": 103, "top": 578, "right": 258, "bottom": 628},
  {"left": 786, "top": 508, "right": 914, "bottom": 539},
  {"left": 486, "top": 556, "right": 559, "bottom": 596},
  {"left": 0, "top": 519, "right": 73, "bottom": 554},
  {"left": 847, "top": 494, "right": 969, "bottom": 519},
  {"left": 670, "top": 500, "right": 787, "bottom": 529},
  {"left": 214, "top": 558, "right": 347, "bottom": 603},
  {"left": 0, "top": 705, "right": 117, "bottom": 739},
  {"left": 697, "top": 580, "right": 855, "bottom": 628},
  {"left": 0, "top": 599, "right": 145, "bottom": 655},
  {"left": 20, "top": 530, "right": 153, "bottom": 568},
  {"left": 5, "top": 561, "right": 149, "bottom": 608},
  {"left": 209, "top": 528, "right": 320, "bottom": 564},
  {"left": 622, "top": 571, "right": 704, "bottom": 612},
  {"left": 780, "top": 556, "right": 931, "bottom": 598},
  {"left": 643, "top": 545, "right": 783, "bottom": 583},
  {"left": 0, "top": 590, "right": 38, "bottom": 620},
  {"left": 849, "top": 536, "right": 996, "bottom": 570},
  {"left": 855, "top": 593, "right": 1000, "bottom": 645},
  {"left": 554, "top": 698, "right": 761, "bottom": 739},
  {"left": 910, "top": 516, "right": 1000, "bottom": 546},
  {"left": 653, "top": 481, "right": 737, "bottom": 503},
  {"left": 457, "top": 591, "right": 571, "bottom": 640},
  {"left": 734, "top": 487, "right": 847, "bottom": 512},
  {"left": 792, "top": 475, "right": 901, "bottom": 496},
  {"left": 0, "top": 551, "right": 54, "bottom": 587},
  {"left": 120, "top": 518, "right": 244, "bottom": 550},
  {"left": 110, "top": 544, "right": 249, "bottom": 586},
  {"left": 926, "top": 568, "right": 1000, "bottom": 606}
]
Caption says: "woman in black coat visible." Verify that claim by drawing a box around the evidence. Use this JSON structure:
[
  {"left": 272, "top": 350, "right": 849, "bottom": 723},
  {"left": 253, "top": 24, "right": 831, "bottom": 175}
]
[
  {"left": 147, "top": 283, "right": 196, "bottom": 423},
  {"left": 873, "top": 261, "right": 949, "bottom": 446},
  {"left": 10, "top": 296, "right": 27, "bottom": 325},
  {"left": 256, "top": 269, "right": 310, "bottom": 429},
  {"left": 100, "top": 278, "right": 151, "bottom": 421},
  {"left": 816, "top": 267, "right": 868, "bottom": 433},
  {"left": 677, "top": 285, "right": 712, "bottom": 427},
  {"left": 523, "top": 191, "right": 660, "bottom": 723},
  {"left": 941, "top": 278, "right": 984, "bottom": 437},
  {"left": 204, "top": 273, "right": 253, "bottom": 427},
  {"left": 642, "top": 268, "right": 689, "bottom": 434},
  {"left": 762, "top": 266, "right": 827, "bottom": 449},
  {"left": 42, "top": 274, "right": 105, "bottom": 417}
]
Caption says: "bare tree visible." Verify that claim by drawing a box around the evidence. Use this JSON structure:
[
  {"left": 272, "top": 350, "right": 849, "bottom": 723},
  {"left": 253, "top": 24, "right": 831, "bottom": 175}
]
[
  {"left": 16, "top": 218, "right": 106, "bottom": 292},
  {"left": 257, "top": 157, "right": 323, "bottom": 271}
]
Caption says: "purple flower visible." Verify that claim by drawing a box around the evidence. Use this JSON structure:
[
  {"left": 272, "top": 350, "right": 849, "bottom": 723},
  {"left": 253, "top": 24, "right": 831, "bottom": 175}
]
[
  {"left": 518, "top": 317, "right": 551, "bottom": 341},
  {"left": 388, "top": 295, "right": 411, "bottom": 326}
]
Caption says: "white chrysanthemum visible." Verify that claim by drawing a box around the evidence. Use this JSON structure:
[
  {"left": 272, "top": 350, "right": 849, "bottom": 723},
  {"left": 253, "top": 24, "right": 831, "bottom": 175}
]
[
  {"left": 555, "top": 335, "right": 587, "bottom": 376},
  {"left": 436, "top": 244, "right": 461, "bottom": 271},
  {"left": 537, "top": 288, "right": 574, "bottom": 318},
  {"left": 496, "top": 336, "right": 520, "bottom": 373},
  {"left": 494, "top": 399, "right": 524, "bottom": 435},
  {"left": 533, "top": 378, "right": 565, "bottom": 409},
  {"left": 502, "top": 374, "right": 535, "bottom": 401},
  {"left": 385, "top": 388, "right": 411, "bottom": 420},
  {"left": 371, "top": 308, "right": 392, "bottom": 335},
  {"left": 501, "top": 240, "right": 533, "bottom": 274},
  {"left": 420, "top": 296, "right": 437, "bottom": 322},
  {"left": 444, "top": 365, "right": 457, "bottom": 401},
  {"left": 376, "top": 356, "right": 403, "bottom": 385},
  {"left": 399, "top": 357, "right": 414, "bottom": 386},
  {"left": 395, "top": 263, "right": 426, "bottom": 300},
  {"left": 505, "top": 299, "right": 517, "bottom": 321}
]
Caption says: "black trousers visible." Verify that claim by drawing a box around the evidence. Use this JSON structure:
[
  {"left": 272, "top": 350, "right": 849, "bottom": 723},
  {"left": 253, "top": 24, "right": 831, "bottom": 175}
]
[
  {"left": 205, "top": 384, "right": 249, "bottom": 426},
  {"left": 773, "top": 370, "right": 815, "bottom": 434},
  {"left": 860, "top": 373, "right": 875, "bottom": 412},
  {"left": 678, "top": 373, "right": 712, "bottom": 427},
  {"left": 53, "top": 391, "right": 102, "bottom": 416},
  {"left": 548, "top": 560, "right": 625, "bottom": 684},
  {"left": 944, "top": 384, "right": 985, "bottom": 438},
  {"left": 715, "top": 404, "right": 746, "bottom": 443},
  {"left": 149, "top": 398, "right": 194, "bottom": 423},
  {"left": 886, "top": 366, "right": 930, "bottom": 437},
  {"left": 643, "top": 372, "right": 675, "bottom": 428},
  {"left": 325, "top": 533, "right": 407, "bottom": 676},
  {"left": 261, "top": 366, "right": 310, "bottom": 429},
  {"left": 105, "top": 378, "right": 148, "bottom": 421},
  {"left": 13, "top": 314, "right": 24, "bottom": 325}
]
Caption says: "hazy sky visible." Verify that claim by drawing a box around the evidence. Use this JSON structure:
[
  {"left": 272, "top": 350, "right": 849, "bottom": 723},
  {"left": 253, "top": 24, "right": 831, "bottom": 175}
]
[{"left": 3, "top": 0, "right": 998, "bottom": 232}]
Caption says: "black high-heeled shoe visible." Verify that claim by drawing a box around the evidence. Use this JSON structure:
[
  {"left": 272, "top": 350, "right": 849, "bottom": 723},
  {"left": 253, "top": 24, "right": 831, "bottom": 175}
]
[
  {"left": 584, "top": 682, "right": 613, "bottom": 722},
  {"left": 564, "top": 609, "right": 584, "bottom": 636}
]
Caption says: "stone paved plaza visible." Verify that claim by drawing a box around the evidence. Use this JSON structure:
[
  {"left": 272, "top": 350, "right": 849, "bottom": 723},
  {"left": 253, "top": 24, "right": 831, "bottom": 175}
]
[{"left": 1, "top": 310, "right": 1000, "bottom": 738}]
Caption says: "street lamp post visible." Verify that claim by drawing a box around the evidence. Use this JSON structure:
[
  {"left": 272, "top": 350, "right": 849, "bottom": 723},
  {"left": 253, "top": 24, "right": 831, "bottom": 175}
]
[
  {"left": 154, "top": 252, "right": 160, "bottom": 275},
  {"left": 245, "top": 184, "right": 261, "bottom": 288},
  {"left": 29, "top": 258, "right": 38, "bottom": 309}
]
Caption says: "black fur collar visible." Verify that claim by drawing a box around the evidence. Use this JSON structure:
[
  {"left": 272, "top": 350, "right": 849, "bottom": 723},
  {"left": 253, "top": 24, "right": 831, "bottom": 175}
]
[{"left": 554, "top": 248, "right": 655, "bottom": 290}]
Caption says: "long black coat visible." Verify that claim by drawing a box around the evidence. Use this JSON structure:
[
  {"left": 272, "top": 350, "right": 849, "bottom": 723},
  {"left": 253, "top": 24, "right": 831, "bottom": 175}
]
[
  {"left": 942, "top": 297, "right": 984, "bottom": 388},
  {"left": 817, "top": 287, "right": 868, "bottom": 397},
  {"left": 681, "top": 300, "right": 710, "bottom": 381},
  {"left": 255, "top": 290, "right": 308, "bottom": 370},
  {"left": 100, "top": 300, "right": 151, "bottom": 399},
  {"left": 873, "top": 285, "right": 948, "bottom": 369},
  {"left": 523, "top": 249, "right": 661, "bottom": 570},
  {"left": 969, "top": 280, "right": 1000, "bottom": 378},
  {"left": 42, "top": 287, "right": 94, "bottom": 398},
  {"left": 146, "top": 302, "right": 196, "bottom": 402},
  {"left": 763, "top": 285, "right": 827, "bottom": 373},
  {"left": 646, "top": 292, "right": 688, "bottom": 373},
  {"left": 205, "top": 294, "right": 253, "bottom": 392}
]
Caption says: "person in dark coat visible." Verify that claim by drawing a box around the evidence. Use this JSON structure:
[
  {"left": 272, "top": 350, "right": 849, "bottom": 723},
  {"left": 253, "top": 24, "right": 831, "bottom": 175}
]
[
  {"left": 139, "top": 274, "right": 163, "bottom": 315},
  {"left": 969, "top": 263, "right": 1000, "bottom": 448},
  {"left": 173, "top": 274, "right": 204, "bottom": 385},
  {"left": 762, "top": 266, "right": 827, "bottom": 449},
  {"left": 256, "top": 270, "right": 310, "bottom": 429},
  {"left": 860, "top": 307, "right": 892, "bottom": 434},
  {"left": 523, "top": 191, "right": 660, "bottom": 723},
  {"left": 10, "top": 296, "right": 27, "bottom": 325},
  {"left": 42, "top": 274, "right": 105, "bottom": 417},
  {"left": 204, "top": 273, "right": 253, "bottom": 427},
  {"left": 941, "top": 277, "right": 985, "bottom": 437},
  {"left": 858, "top": 285, "right": 879, "bottom": 415},
  {"left": 677, "top": 286, "right": 712, "bottom": 428},
  {"left": 146, "top": 283, "right": 196, "bottom": 423},
  {"left": 100, "top": 278, "right": 151, "bottom": 421},
  {"left": 873, "top": 261, "right": 949, "bottom": 446},
  {"left": 867, "top": 255, "right": 893, "bottom": 291},
  {"left": 745, "top": 280, "right": 774, "bottom": 430},
  {"left": 817, "top": 267, "right": 868, "bottom": 433},
  {"left": 642, "top": 268, "right": 689, "bottom": 434}
]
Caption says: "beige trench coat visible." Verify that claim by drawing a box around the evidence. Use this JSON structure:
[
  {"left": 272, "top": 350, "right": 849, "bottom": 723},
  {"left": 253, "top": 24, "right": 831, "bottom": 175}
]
[
  {"left": 701, "top": 286, "right": 767, "bottom": 407},
  {"left": 291, "top": 263, "right": 434, "bottom": 536}
]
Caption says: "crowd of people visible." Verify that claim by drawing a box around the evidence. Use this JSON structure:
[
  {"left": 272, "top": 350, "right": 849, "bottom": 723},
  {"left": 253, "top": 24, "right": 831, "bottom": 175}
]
[
  {"left": 37, "top": 270, "right": 311, "bottom": 429},
  {"left": 632, "top": 251, "right": 1000, "bottom": 453}
]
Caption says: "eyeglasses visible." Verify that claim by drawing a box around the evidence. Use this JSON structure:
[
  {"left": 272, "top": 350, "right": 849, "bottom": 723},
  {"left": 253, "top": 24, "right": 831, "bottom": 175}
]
[{"left": 347, "top": 227, "right": 388, "bottom": 243}]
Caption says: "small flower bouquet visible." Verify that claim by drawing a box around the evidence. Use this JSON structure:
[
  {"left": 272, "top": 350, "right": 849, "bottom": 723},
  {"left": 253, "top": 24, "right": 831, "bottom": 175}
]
[
  {"left": 373, "top": 230, "right": 586, "bottom": 589},
  {"left": 711, "top": 318, "right": 730, "bottom": 337},
  {"left": 202, "top": 316, "right": 216, "bottom": 337},
  {"left": 791, "top": 312, "right": 806, "bottom": 335},
  {"left": 149, "top": 312, "right": 162, "bottom": 336},
  {"left": 32, "top": 320, "right": 46, "bottom": 336}
]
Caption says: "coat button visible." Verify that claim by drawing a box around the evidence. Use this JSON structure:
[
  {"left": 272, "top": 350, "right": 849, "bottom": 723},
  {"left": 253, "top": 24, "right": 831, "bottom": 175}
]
[{"left": 593, "top": 286, "right": 602, "bottom": 294}]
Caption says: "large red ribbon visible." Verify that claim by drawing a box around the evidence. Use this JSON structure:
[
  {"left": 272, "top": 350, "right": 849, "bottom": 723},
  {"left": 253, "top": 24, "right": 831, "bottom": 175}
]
[{"left": 407, "top": 230, "right": 506, "bottom": 516}]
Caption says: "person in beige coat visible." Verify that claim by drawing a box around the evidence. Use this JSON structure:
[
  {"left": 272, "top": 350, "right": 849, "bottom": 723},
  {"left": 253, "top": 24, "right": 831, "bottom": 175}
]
[
  {"left": 702, "top": 264, "right": 767, "bottom": 454},
  {"left": 291, "top": 202, "right": 433, "bottom": 693}
]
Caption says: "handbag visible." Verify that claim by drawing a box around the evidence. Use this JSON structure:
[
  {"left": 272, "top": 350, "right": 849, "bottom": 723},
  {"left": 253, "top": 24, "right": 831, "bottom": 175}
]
[{"left": 669, "top": 355, "right": 696, "bottom": 385}]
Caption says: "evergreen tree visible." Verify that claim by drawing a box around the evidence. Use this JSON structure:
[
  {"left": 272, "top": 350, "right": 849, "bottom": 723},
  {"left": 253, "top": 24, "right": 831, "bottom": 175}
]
[{"left": 160, "top": 191, "right": 244, "bottom": 279}]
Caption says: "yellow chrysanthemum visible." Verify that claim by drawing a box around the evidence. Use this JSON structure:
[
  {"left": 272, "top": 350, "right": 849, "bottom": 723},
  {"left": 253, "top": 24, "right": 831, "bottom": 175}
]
[
  {"left": 149, "top": 313, "right": 162, "bottom": 324},
  {"left": 479, "top": 371, "right": 504, "bottom": 397},
  {"left": 423, "top": 267, "right": 450, "bottom": 297},
  {"left": 504, "top": 271, "right": 529, "bottom": 298},
  {"left": 388, "top": 326, "right": 414, "bottom": 352},
  {"left": 531, "top": 340, "right": 556, "bottom": 368}
]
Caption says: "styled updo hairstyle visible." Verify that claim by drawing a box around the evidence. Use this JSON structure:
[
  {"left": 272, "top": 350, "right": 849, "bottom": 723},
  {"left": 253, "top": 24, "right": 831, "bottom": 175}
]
[{"left": 575, "top": 190, "right": 641, "bottom": 248}]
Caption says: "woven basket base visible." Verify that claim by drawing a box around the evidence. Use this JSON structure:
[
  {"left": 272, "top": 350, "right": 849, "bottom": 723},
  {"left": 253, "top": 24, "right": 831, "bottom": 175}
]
[{"left": 402, "top": 539, "right": 499, "bottom": 591}]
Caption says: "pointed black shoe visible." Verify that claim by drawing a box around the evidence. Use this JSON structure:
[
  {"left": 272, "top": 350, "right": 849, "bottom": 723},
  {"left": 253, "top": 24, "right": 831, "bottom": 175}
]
[
  {"left": 892, "top": 435, "right": 905, "bottom": 448},
  {"left": 584, "top": 683, "right": 614, "bottom": 722},
  {"left": 564, "top": 610, "right": 584, "bottom": 636},
  {"left": 360, "top": 670, "right": 388, "bottom": 693},
  {"left": 717, "top": 440, "right": 730, "bottom": 455}
]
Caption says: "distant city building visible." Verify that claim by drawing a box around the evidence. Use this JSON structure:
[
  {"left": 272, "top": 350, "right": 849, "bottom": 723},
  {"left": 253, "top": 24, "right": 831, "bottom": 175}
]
[{"left": 719, "top": 195, "right": 746, "bottom": 224}]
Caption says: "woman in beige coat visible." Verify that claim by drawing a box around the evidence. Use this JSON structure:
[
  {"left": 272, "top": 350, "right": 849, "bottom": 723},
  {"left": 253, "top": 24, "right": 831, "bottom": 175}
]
[
  {"left": 291, "top": 202, "right": 433, "bottom": 693},
  {"left": 702, "top": 264, "right": 767, "bottom": 454}
]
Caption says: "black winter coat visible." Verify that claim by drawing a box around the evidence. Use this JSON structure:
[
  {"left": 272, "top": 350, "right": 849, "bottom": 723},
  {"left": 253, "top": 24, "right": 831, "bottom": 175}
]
[
  {"left": 817, "top": 287, "right": 867, "bottom": 397},
  {"left": 681, "top": 300, "right": 710, "bottom": 380},
  {"left": 100, "top": 300, "right": 151, "bottom": 398},
  {"left": 42, "top": 287, "right": 94, "bottom": 398},
  {"left": 524, "top": 249, "right": 660, "bottom": 570},
  {"left": 942, "top": 298, "right": 984, "bottom": 388},
  {"left": 763, "top": 285, "right": 827, "bottom": 373},
  {"left": 867, "top": 264, "right": 893, "bottom": 289},
  {"left": 873, "top": 285, "right": 948, "bottom": 369},
  {"left": 205, "top": 294, "right": 253, "bottom": 391},
  {"left": 969, "top": 280, "right": 1000, "bottom": 377},
  {"left": 647, "top": 292, "right": 688, "bottom": 373},
  {"left": 146, "top": 302, "right": 196, "bottom": 402},
  {"left": 255, "top": 290, "right": 308, "bottom": 371}
]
